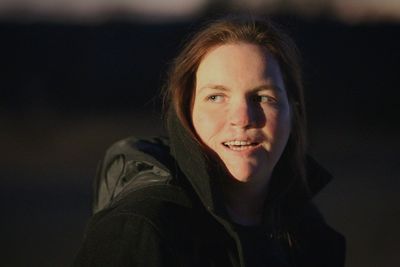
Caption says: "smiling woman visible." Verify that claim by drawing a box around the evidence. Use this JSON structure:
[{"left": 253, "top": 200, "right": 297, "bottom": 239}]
[
  {"left": 192, "top": 43, "right": 292, "bottom": 225},
  {"left": 192, "top": 43, "right": 291, "bottom": 185},
  {"left": 74, "top": 14, "right": 345, "bottom": 267}
]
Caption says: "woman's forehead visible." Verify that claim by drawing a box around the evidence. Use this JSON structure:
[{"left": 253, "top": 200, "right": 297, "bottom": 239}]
[{"left": 195, "top": 43, "right": 285, "bottom": 93}]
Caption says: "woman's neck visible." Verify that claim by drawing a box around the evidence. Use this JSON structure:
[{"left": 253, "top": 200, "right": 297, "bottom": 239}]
[{"left": 223, "top": 180, "right": 269, "bottom": 226}]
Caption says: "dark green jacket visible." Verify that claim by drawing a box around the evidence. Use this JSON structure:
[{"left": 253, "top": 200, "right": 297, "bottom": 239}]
[{"left": 74, "top": 110, "right": 345, "bottom": 266}]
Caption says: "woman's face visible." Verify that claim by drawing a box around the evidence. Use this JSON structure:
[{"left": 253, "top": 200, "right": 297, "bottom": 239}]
[{"left": 192, "top": 43, "right": 291, "bottom": 187}]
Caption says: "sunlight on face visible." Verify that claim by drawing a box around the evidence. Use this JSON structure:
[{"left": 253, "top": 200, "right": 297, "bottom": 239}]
[{"left": 192, "top": 43, "right": 291, "bottom": 188}]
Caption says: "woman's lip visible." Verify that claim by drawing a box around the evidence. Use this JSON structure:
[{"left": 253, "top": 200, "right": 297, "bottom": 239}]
[
  {"left": 221, "top": 142, "right": 263, "bottom": 154},
  {"left": 222, "top": 139, "right": 261, "bottom": 144}
]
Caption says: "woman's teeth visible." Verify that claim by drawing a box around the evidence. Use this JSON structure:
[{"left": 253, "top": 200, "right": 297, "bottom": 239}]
[
  {"left": 223, "top": 141, "right": 258, "bottom": 151},
  {"left": 224, "top": 140, "right": 251, "bottom": 146}
]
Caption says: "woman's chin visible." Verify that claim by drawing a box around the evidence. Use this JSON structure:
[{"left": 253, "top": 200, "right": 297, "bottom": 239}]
[
  {"left": 220, "top": 154, "right": 270, "bottom": 184},
  {"left": 226, "top": 165, "right": 258, "bottom": 183}
]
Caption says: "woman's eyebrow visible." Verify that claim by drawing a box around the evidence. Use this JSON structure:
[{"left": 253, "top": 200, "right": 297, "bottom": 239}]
[
  {"left": 252, "top": 84, "right": 284, "bottom": 93},
  {"left": 198, "top": 84, "right": 284, "bottom": 93},
  {"left": 198, "top": 84, "right": 230, "bottom": 93}
]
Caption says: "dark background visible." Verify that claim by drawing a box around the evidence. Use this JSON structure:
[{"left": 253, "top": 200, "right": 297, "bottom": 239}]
[{"left": 1, "top": 12, "right": 399, "bottom": 267}]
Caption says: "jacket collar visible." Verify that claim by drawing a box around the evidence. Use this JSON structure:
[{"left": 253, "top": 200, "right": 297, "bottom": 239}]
[{"left": 167, "top": 107, "right": 220, "bottom": 212}]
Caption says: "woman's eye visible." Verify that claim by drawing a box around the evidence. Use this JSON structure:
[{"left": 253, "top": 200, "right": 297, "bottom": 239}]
[
  {"left": 206, "top": 95, "right": 224, "bottom": 103},
  {"left": 254, "top": 95, "right": 276, "bottom": 104}
]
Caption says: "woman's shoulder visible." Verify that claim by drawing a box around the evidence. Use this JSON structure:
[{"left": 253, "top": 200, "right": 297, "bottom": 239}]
[
  {"left": 102, "top": 136, "right": 172, "bottom": 172},
  {"left": 84, "top": 136, "right": 197, "bottom": 240},
  {"left": 93, "top": 136, "right": 190, "bottom": 213},
  {"left": 74, "top": 185, "right": 190, "bottom": 267},
  {"left": 88, "top": 182, "right": 194, "bottom": 239}
]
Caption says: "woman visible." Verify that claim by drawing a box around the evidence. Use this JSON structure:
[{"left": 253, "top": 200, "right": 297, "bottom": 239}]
[{"left": 74, "top": 15, "right": 345, "bottom": 267}]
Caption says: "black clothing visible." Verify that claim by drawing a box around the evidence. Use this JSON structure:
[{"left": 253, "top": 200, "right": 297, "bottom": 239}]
[
  {"left": 74, "top": 110, "right": 345, "bottom": 267},
  {"left": 232, "top": 223, "right": 290, "bottom": 267}
]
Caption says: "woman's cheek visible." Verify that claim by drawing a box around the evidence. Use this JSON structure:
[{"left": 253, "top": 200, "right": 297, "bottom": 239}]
[
  {"left": 194, "top": 107, "right": 224, "bottom": 145},
  {"left": 268, "top": 108, "right": 290, "bottom": 133},
  {"left": 265, "top": 110, "right": 279, "bottom": 133},
  {"left": 193, "top": 108, "right": 213, "bottom": 140}
]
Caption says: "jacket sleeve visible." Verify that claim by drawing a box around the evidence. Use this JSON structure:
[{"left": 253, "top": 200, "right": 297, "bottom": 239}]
[{"left": 73, "top": 212, "right": 180, "bottom": 267}]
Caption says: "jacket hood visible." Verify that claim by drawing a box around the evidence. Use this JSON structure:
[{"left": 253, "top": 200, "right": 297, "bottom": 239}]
[
  {"left": 166, "top": 107, "right": 224, "bottom": 213},
  {"left": 166, "top": 106, "right": 333, "bottom": 224}
]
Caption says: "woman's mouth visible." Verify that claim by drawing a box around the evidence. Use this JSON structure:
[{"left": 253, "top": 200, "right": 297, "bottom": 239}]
[{"left": 222, "top": 140, "right": 260, "bottom": 151}]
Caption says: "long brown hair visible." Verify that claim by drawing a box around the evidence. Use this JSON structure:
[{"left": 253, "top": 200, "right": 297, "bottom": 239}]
[{"left": 163, "top": 14, "right": 310, "bottom": 225}]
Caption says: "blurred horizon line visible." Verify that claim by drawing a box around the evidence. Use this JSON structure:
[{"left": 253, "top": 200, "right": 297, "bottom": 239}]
[{"left": 0, "top": 0, "right": 400, "bottom": 25}]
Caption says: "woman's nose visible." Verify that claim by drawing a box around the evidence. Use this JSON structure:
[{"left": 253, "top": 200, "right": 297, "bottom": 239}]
[{"left": 229, "top": 100, "right": 260, "bottom": 128}]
